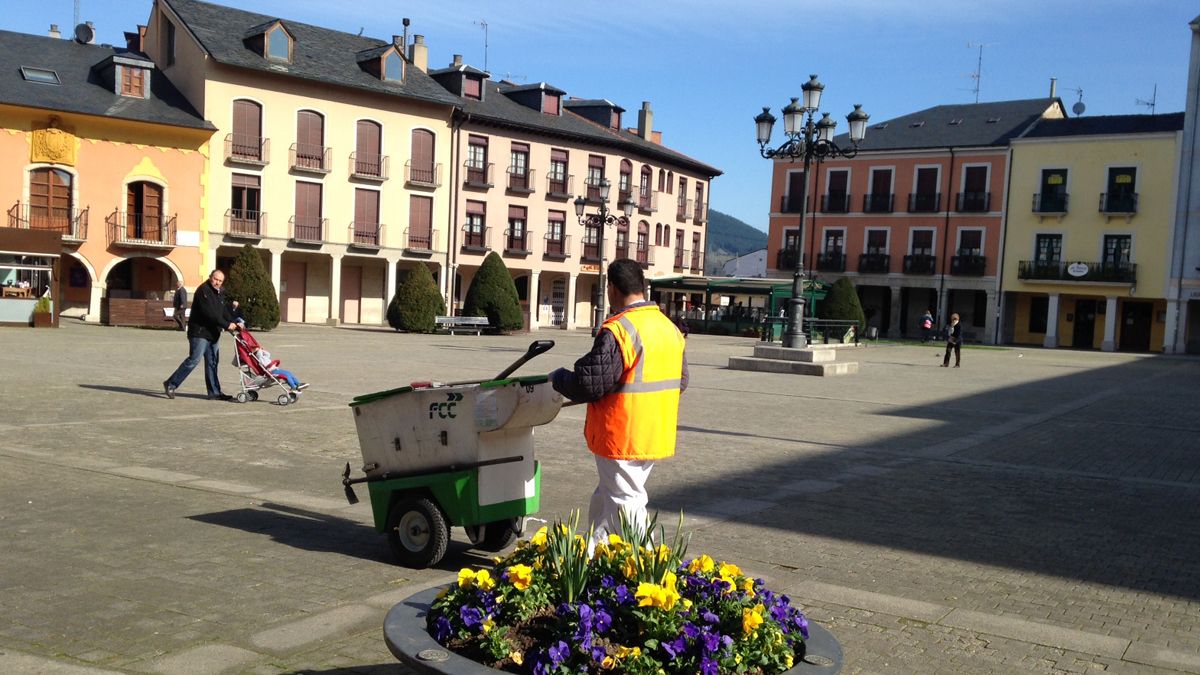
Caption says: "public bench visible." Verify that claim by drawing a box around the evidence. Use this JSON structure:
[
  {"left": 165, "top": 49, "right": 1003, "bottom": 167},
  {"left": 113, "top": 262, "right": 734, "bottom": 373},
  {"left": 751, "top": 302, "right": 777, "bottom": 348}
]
[{"left": 435, "top": 315, "right": 490, "bottom": 335}]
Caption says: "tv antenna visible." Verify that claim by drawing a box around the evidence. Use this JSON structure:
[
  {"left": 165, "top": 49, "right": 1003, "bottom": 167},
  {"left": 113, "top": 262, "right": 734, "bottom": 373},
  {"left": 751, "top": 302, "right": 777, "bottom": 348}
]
[
  {"left": 1136, "top": 84, "right": 1157, "bottom": 115},
  {"left": 1066, "top": 86, "right": 1086, "bottom": 116},
  {"left": 501, "top": 72, "right": 527, "bottom": 83},
  {"left": 74, "top": 0, "right": 80, "bottom": 28},
  {"left": 472, "top": 19, "right": 488, "bottom": 73},
  {"left": 966, "top": 41, "right": 996, "bottom": 104}
]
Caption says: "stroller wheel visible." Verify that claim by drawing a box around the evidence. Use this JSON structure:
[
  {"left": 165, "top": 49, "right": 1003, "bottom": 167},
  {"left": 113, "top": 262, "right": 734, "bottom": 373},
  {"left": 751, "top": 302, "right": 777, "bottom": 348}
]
[
  {"left": 289, "top": 392, "right": 298, "bottom": 402},
  {"left": 277, "top": 393, "right": 291, "bottom": 406},
  {"left": 248, "top": 390, "right": 259, "bottom": 401},
  {"left": 235, "top": 392, "right": 249, "bottom": 404}
]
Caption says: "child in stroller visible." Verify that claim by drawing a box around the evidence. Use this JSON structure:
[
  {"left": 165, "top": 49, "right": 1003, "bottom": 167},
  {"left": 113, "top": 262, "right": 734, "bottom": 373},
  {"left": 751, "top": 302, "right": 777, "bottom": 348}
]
[{"left": 231, "top": 328, "right": 308, "bottom": 405}]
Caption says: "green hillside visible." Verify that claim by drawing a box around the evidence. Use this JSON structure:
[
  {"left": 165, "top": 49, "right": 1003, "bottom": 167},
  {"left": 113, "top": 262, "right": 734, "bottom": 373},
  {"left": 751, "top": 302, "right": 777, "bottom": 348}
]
[{"left": 705, "top": 209, "right": 767, "bottom": 274}]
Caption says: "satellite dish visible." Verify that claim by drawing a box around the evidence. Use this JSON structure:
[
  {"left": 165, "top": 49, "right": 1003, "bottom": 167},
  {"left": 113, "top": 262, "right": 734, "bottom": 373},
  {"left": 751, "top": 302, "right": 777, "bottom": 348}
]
[
  {"left": 74, "top": 22, "right": 94, "bottom": 44},
  {"left": 1072, "top": 101, "right": 1086, "bottom": 116}
]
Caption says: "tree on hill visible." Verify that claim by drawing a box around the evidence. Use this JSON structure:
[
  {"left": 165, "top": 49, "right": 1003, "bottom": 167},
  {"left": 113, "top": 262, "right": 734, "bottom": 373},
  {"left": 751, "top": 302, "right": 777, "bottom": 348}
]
[
  {"left": 816, "top": 277, "right": 866, "bottom": 330},
  {"left": 387, "top": 263, "right": 445, "bottom": 332},
  {"left": 463, "top": 252, "right": 523, "bottom": 332},
  {"left": 224, "top": 244, "right": 280, "bottom": 330}
]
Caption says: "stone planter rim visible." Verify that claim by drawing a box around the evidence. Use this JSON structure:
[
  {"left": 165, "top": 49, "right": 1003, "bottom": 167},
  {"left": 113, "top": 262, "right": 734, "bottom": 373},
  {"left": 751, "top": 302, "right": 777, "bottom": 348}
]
[{"left": 384, "top": 585, "right": 842, "bottom": 675}]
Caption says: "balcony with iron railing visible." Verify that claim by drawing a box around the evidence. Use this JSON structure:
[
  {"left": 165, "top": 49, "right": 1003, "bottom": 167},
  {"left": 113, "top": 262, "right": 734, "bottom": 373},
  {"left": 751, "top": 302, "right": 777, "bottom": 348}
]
[
  {"left": 858, "top": 252, "right": 890, "bottom": 274},
  {"left": 616, "top": 242, "right": 630, "bottom": 259},
  {"left": 950, "top": 253, "right": 986, "bottom": 276},
  {"left": 956, "top": 191, "right": 990, "bottom": 212},
  {"left": 690, "top": 250, "right": 703, "bottom": 273},
  {"left": 290, "top": 143, "right": 331, "bottom": 174},
  {"left": 349, "top": 222, "right": 382, "bottom": 249},
  {"left": 507, "top": 167, "right": 536, "bottom": 194},
  {"left": 464, "top": 162, "right": 494, "bottom": 189},
  {"left": 405, "top": 160, "right": 441, "bottom": 188},
  {"left": 676, "top": 198, "right": 693, "bottom": 222},
  {"left": 908, "top": 192, "right": 941, "bottom": 213},
  {"left": 7, "top": 203, "right": 87, "bottom": 241},
  {"left": 619, "top": 189, "right": 633, "bottom": 209},
  {"left": 637, "top": 187, "right": 658, "bottom": 213},
  {"left": 349, "top": 152, "right": 389, "bottom": 181},
  {"left": 1032, "top": 192, "right": 1068, "bottom": 214},
  {"left": 780, "top": 194, "right": 806, "bottom": 214},
  {"left": 225, "top": 133, "right": 269, "bottom": 165},
  {"left": 902, "top": 254, "right": 937, "bottom": 275},
  {"left": 543, "top": 233, "right": 570, "bottom": 260},
  {"left": 821, "top": 192, "right": 850, "bottom": 213},
  {"left": 403, "top": 228, "right": 437, "bottom": 252},
  {"left": 224, "top": 209, "right": 265, "bottom": 238},
  {"left": 635, "top": 241, "right": 650, "bottom": 268},
  {"left": 1017, "top": 260, "right": 1136, "bottom": 283},
  {"left": 776, "top": 249, "right": 805, "bottom": 271},
  {"left": 290, "top": 216, "right": 326, "bottom": 244},
  {"left": 504, "top": 228, "right": 532, "bottom": 255},
  {"left": 460, "top": 225, "right": 489, "bottom": 253},
  {"left": 863, "top": 193, "right": 894, "bottom": 213},
  {"left": 693, "top": 201, "right": 708, "bottom": 224},
  {"left": 816, "top": 252, "right": 846, "bottom": 272},
  {"left": 1099, "top": 192, "right": 1138, "bottom": 215},
  {"left": 581, "top": 238, "right": 601, "bottom": 263},
  {"left": 106, "top": 210, "right": 176, "bottom": 248},
  {"left": 547, "top": 173, "right": 573, "bottom": 199},
  {"left": 585, "top": 178, "right": 605, "bottom": 204},
  {"left": 674, "top": 248, "right": 687, "bottom": 269}
]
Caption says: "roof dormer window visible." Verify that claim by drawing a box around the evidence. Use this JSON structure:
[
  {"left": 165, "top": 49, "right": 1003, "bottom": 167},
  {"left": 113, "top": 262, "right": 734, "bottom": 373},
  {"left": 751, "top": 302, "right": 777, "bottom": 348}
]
[
  {"left": 543, "top": 93, "right": 561, "bottom": 116},
  {"left": 267, "top": 26, "right": 291, "bottom": 62},
  {"left": 384, "top": 51, "right": 404, "bottom": 82},
  {"left": 120, "top": 65, "right": 148, "bottom": 98},
  {"left": 20, "top": 66, "right": 60, "bottom": 85}
]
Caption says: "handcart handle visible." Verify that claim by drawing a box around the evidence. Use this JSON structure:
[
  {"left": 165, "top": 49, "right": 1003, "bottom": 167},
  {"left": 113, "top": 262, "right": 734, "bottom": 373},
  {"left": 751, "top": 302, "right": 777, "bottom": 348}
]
[{"left": 494, "top": 340, "right": 555, "bottom": 381}]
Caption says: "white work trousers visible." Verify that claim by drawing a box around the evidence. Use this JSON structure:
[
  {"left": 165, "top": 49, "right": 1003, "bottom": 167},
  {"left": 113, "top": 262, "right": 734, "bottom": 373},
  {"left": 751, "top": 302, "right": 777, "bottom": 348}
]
[{"left": 588, "top": 455, "right": 655, "bottom": 547}]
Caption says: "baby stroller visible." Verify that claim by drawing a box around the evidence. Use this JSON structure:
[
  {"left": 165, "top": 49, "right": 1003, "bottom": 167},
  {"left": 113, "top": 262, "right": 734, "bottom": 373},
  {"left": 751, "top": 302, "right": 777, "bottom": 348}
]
[{"left": 231, "top": 328, "right": 300, "bottom": 406}]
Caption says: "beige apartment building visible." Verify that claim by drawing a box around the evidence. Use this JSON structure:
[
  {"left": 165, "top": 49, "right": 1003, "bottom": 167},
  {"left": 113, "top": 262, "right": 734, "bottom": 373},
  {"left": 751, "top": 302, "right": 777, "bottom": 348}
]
[{"left": 141, "top": 0, "right": 719, "bottom": 329}]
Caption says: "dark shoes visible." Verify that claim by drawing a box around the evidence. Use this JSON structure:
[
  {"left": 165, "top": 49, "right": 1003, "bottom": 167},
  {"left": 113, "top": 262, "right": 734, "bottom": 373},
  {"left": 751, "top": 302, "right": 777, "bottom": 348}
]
[
  {"left": 163, "top": 381, "right": 176, "bottom": 399},
  {"left": 208, "top": 393, "right": 234, "bottom": 401}
]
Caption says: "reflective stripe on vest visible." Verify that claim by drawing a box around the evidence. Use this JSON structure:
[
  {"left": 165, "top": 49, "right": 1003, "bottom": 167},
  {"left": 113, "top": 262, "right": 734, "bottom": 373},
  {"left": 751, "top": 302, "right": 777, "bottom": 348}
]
[{"left": 584, "top": 305, "right": 685, "bottom": 461}]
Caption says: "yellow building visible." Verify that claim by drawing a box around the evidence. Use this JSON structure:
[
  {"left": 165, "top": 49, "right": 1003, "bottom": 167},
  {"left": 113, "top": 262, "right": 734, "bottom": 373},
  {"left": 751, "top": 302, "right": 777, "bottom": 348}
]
[
  {"left": 1001, "top": 114, "right": 1183, "bottom": 352},
  {"left": 0, "top": 25, "right": 213, "bottom": 326}
]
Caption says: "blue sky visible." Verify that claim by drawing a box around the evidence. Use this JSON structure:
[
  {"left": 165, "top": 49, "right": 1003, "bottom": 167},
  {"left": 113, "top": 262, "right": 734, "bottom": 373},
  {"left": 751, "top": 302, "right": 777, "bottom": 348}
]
[{"left": 4, "top": 1, "right": 1192, "bottom": 231}]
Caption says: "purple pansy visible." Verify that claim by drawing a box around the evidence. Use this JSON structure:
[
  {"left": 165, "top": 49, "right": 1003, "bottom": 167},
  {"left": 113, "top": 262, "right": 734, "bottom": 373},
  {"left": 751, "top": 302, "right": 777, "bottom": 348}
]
[
  {"left": 700, "top": 656, "right": 719, "bottom": 675},
  {"left": 548, "top": 641, "right": 570, "bottom": 666},
  {"left": 459, "top": 606, "right": 483, "bottom": 629}
]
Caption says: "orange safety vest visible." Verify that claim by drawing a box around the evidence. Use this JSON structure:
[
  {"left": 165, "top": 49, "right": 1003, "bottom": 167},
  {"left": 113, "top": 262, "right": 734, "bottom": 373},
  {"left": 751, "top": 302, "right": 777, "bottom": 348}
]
[{"left": 584, "top": 304, "right": 686, "bottom": 461}]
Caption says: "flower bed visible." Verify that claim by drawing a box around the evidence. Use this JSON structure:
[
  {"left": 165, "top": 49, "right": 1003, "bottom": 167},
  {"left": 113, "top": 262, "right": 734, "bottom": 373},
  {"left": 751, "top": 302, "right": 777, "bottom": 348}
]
[{"left": 426, "top": 513, "right": 814, "bottom": 675}]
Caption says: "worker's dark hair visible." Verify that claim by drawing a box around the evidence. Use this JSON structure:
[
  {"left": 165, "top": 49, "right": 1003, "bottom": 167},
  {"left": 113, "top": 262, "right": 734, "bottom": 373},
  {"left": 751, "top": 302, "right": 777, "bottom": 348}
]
[{"left": 607, "top": 258, "right": 645, "bottom": 296}]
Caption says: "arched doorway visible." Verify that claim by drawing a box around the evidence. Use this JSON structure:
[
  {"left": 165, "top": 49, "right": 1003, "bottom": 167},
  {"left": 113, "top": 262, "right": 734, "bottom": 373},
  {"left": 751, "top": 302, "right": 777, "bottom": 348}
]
[
  {"left": 105, "top": 257, "right": 173, "bottom": 300},
  {"left": 59, "top": 253, "right": 95, "bottom": 318}
]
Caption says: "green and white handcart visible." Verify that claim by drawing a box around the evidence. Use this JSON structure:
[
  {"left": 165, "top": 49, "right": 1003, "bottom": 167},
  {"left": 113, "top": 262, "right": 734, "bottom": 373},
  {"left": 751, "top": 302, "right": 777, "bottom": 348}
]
[{"left": 341, "top": 340, "right": 562, "bottom": 568}]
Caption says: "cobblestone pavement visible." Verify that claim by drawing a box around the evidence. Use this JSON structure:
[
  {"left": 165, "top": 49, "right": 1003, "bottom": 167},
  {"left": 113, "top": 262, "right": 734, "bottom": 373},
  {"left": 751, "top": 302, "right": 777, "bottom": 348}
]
[{"left": 1, "top": 322, "right": 1198, "bottom": 674}]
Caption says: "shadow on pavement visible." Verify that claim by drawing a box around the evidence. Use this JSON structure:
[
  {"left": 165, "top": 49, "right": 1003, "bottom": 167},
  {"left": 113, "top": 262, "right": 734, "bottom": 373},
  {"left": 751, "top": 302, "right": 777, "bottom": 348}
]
[
  {"left": 79, "top": 383, "right": 204, "bottom": 399},
  {"left": 658, "top": 356, "right": 1200, "bottom": 602},
  {"left": 287, "top": 666, "right": 406, "bottom": 674}
]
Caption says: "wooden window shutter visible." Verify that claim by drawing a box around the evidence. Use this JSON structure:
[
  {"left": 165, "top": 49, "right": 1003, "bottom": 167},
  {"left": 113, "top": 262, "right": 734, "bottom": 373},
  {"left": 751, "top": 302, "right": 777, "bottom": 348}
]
[
  {"left": 355, "top": 189, "right": 379, "bottom": 226},
  {"left": 409, "top": 195, "right": 432, "bottom": 238},
  {"left": 356, "top": 120, "right": 380, "bottom": 157}
]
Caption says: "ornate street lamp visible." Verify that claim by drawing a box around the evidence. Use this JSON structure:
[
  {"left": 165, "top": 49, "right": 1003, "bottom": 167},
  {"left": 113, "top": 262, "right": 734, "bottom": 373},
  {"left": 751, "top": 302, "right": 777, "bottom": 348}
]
[
  {"left": 756, "top": 74, "right": 869, "bottom": 349},
  {"left": 575, "top": 177, "right": 635, "bottom": 336}
]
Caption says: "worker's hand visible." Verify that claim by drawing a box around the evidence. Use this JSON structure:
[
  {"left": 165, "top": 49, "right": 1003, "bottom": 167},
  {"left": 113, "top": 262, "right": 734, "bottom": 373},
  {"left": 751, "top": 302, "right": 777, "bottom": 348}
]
[{"left": 227, "top": 322, "right": 238, "bottom": 332}]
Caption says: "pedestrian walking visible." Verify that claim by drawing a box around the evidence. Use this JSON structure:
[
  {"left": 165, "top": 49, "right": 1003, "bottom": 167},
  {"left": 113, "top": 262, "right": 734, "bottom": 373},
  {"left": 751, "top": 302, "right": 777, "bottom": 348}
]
[
  {"left": 941, "top": 313, "right": 962, "bottom": 368},
  {"left": 171, "top": 280, "right": 188, "bottom": 331},
  {"left": 920, "top": 309, "right": 933, "bottom": 343},
  {"left": 163, "top": 270, "right": 238, "bottom": 400},
  {"left": 550, "top": 258, "right": 688, "bottom": 546}
]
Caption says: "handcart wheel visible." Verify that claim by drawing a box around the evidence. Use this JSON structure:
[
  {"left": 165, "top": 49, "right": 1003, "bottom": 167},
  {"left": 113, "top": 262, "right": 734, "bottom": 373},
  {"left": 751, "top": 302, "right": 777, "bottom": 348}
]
[
  {"left": 476, "top": 517, "right": 521, "bottom": 552},
  {"left": 386, "top": 496, "right": 450, "bottom": 568},
  {"left": 277, "top": 393, "right": 291, "bottom": 406},
  {"left": 235, "top": 392, "right": 248, "bottom": 404},
  {"left": 248, "top": 390, "right": 259, "bottom": 401}
]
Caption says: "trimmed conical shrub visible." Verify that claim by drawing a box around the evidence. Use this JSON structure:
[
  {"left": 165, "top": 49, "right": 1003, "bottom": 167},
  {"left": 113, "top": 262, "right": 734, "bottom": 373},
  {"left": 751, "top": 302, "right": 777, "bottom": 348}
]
[
  {"left": 224, "top": 244, "right": 280, "bottom": 330},
  {"left": 387, "top": 263, "right": 445, "bottom": 332},
  {"left": 816, "top": 277, "right": 866, "bottom": 328},
  {"left": 463, "top": 252, "right": 523, "bottom": 332}
]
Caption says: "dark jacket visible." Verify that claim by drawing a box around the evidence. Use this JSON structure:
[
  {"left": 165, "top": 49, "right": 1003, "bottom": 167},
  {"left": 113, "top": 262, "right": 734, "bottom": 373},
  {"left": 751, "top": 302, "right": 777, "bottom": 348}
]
[
  {"left": 551, "top": 301, "right": 689, "bottom": 403},
  {"left": 187, "top": 281, "right": 234, "bottom": 342},
  {"left": 172, "top": 286, "right": 187, "bottom": 310},
  {"left": 946, "top": 322, "right": 962, "bottom": 345}
]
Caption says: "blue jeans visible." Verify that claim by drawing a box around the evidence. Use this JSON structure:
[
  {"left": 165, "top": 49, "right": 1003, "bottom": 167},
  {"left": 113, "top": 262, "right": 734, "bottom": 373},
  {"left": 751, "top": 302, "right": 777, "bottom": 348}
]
[
  {"left": 271, "top": 368, "right": 299, "bottom": 388},
  {"left": 166, "top": 336, "right": 222, "bottom": 397}
]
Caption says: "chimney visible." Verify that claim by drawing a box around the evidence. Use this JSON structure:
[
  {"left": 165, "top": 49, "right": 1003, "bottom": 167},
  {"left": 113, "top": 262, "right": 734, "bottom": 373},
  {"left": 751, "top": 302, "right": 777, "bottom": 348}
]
[
  {"left": 409, "top": 34, "right": 428, "bottom": 72},
  {"left": 124, "top": 25, "right": 147, "bottom": 52},
  {"left": 637, "top": 101, "right": 654, "bottom": 141},
  {"left": 452, "top": 54, "right": 463, "bottom": 67},
  {"left": 402, "top": 17, "right": 410, "bottom": 54},
  {"left": 1049, "top": 77, "right": 1057, "bottom": 99},
  {"left": 48, "top": 24, "right": 61, "bottom": 39}
]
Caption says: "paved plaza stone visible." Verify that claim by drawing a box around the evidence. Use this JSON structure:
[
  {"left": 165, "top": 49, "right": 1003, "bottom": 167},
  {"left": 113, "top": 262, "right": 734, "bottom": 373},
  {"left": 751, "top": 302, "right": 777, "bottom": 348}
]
[{"left": 2, "top": 321, "right": 1199, "bottom": 674}]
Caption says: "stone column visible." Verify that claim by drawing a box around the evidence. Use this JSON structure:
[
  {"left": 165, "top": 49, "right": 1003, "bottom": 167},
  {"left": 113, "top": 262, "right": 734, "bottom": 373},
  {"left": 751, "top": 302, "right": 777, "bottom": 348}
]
[
  {"left": 270, "top": 249, "right": 283, "bottom": 304},
  {"left": 887, "top": 286, "right": 903, "bottom": 338},
  {"left": 566, "top": 273, "right": 578, "bottom": 330},
  {"left": 87, "top": 282, "right": 103, "bottom": 323},
  {"left": 384, "top": 258, "right": 398, "bottom": 311},
  {"left": 529, "top": 270, "right": 541, "bottom": 331},
  {"left": 1043, "top": 293, "right": 1060, "bottom": 348},
  {"left": 1101, "top": 295, "right": 1119, "bottom": 352},
  {"left": 983, "top": 290, "right": 998, "bottom": 345},
  {"left": 328, "top": 254, "right": 343, "bottom": 326}
]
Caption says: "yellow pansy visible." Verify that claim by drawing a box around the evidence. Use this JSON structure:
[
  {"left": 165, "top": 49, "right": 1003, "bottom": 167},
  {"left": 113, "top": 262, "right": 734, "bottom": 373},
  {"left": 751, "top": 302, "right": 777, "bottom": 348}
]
[
  {"left": 682, "top": 598, "right": 693, "bottom": 609},
  {"left": 742, "top": 604, "right": 765, "bottom": 635},
  {"left": 661, "top": 571, "right": 678, "bottom": 591},
  {"left": 457, "top": 568, "right": 476, "bottom": 588},
  {"left": 507, "top": 564, "right": 534, "bottom": 591},
  {"left": 482, "top": 617, "right": 495, "bottom": 633},
  {"left": 718, "top": 562, "right": 742, "bottom": 578},
  {"left": 474, "top": 569, "right": 495, "bottom": 591},
  {"left": 614, "top": 645, "right": 642, "bottom": 659},
  {"left": 785, "top": 654, "right": 794, "bottom": 669},
  {"left": 530, "top": 526, "right": 548, "bottom": 549},
  {"left": 635, "top": 581, "right": 680, "bottom": 610},
  {"left": 511, "top": 651, "right": 525, "bottom": 665},
  {"left": 687, "top": 554, "right": 715, "bottom": 574},
  {"left": 607, "top": 533, "right": 625, "bottom": 546},
  {"left": 656, "top": 544, "right": 671, "bottom": 563},
  {"left": 622, "top": 556, "right": 639, "bottom": 579},
  {"left": 600, "top": 656, "right": 615, "bottom": 669},
  {"left": 593, "top": 542, "right": 608, "bottom": 560}
]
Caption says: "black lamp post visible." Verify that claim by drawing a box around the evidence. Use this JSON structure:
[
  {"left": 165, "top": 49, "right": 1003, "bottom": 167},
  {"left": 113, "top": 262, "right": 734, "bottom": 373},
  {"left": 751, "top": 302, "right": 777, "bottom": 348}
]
[
  {"left": 575, "top": 177, "right": 635, "bottom": 336},
  {"left": 756, "top": 75, "right": 869, "bottom": 349}
]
